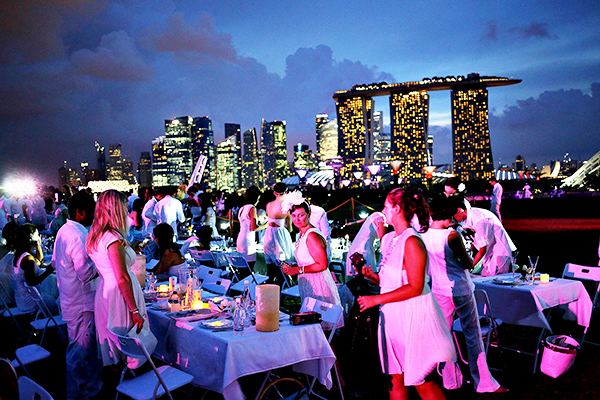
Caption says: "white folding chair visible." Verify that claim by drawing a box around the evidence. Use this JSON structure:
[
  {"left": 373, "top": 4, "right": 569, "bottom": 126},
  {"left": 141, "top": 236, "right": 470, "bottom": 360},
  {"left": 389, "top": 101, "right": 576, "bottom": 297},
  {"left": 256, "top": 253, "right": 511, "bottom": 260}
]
[
  {"left": 11, "top": 344, "right": 51, "bottom": 379},
  {"left": 106, "top": 328, "right": 194, "bottom": 400},
  {"left": 329, "top": 261, "right": 346, "bottom": 284},
  {"left": 196, "top": 265, "right": 227, "bottom": 281},
  {"left": 0, "top": 278, "right": 35, "bottom": 338},
  {"left": 189, "top": 249, "right": 217, "bottom": 268},
  {"left": 202, "top": 274, "right": 231, "bottom": 296},
  {"left": 230, "top": 278, "right": 268, "bottom": 301},
  {"left": 299, "top": 297, "right": 344, "bottom": 400},
  {"left": 18, "top": 375, "right": 54, "bottom": 400},
  {"left": 26, "top": 286, "right": 67, "bottom": 344},
  {"left": 453, "top": 289, "right": 503, "bottom": 364},
  {"left": 562, "top": 263, "right": 600, "bottom": 347}
]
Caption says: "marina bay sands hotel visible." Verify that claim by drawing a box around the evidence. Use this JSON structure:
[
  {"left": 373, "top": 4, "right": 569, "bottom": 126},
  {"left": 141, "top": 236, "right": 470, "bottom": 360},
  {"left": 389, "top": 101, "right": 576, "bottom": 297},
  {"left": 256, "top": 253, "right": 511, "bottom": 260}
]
[{"left": 332, "top": 73, "right": 521, "bottom": 182}]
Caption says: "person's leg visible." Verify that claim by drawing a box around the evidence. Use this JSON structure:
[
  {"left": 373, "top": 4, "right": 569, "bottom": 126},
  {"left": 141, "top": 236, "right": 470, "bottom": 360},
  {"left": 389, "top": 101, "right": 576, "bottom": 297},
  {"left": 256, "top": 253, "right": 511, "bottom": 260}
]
[
  {"left": 453, "top": 294, "right": 500, "bottom": 393},
  {"left": 389, "top": 373, "right": 409, "bottom": 400},
  {"left": 415, "top": 380, "right": 446, "bottom": 400},
  {"left": 66, "top": 311, "right": 103, "bottom": 400}
]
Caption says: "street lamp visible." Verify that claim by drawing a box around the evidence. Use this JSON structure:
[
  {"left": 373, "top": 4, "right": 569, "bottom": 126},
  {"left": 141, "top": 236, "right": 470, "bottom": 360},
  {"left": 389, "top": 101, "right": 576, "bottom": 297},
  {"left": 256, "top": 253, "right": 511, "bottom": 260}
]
[
  {"left": 296, "top": 169, "right": 308, "bottom": 188},
  {"left": 390, "top": 160, "right": 402, "bottom": 186},
  {"left": 422, "top": 165, "right": 438, "bottom": 191},
  {"left": 352, "top": 171, "right": 364, "bottom": 180}
]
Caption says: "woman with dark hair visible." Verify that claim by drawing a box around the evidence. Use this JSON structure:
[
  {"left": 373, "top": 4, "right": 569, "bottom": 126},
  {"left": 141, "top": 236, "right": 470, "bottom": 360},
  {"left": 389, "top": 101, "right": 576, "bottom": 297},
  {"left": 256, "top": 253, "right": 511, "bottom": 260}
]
[
  {"left": 0, "top": 221, "right": 19, "bottom": 302},
  {"left": 280, "top": 193, "right": 342, "bottom": 330},
  {"left": 13, "top": 224, "right": 58, "bottom": 313},
  {"left": 237, "top": 186, "right": 264, "bottom": 272},
  {"left": 127, "top": 198, "right": 145, "bottom": 244},
  {"left": 152, "top": 223, "right": 188, "bottom": 276},
  {"left": 263, "top": 182, "right": 293, "bottom": 285},
  {"left": 198, "top": 192, "right": 219, "bottom": 238},
  {"left": 357, "top": 188, "right": 455, "bottom": 400}
]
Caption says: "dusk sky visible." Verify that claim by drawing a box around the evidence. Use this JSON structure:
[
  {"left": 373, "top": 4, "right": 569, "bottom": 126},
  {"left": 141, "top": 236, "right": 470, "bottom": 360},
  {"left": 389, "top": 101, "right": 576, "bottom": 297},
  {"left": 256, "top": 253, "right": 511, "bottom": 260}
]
[{"left": 1, "top": 0, "right": 599, "bottom": 186}]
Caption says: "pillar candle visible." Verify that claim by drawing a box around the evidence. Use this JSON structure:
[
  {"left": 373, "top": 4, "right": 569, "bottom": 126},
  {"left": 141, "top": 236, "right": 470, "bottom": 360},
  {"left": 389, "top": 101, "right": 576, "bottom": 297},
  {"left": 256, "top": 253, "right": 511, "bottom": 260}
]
[
  {"left": 256, "top": 284, "right": 280, "bottom": 332},
  {"left": 540, "top": 273, "right": 550, "bottom": 284}
]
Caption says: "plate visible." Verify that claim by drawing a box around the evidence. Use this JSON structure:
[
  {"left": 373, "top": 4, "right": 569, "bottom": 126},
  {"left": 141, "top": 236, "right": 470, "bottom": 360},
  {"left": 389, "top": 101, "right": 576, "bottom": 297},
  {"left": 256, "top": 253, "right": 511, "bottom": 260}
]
[
  {"left": 167, "top": 308, "right": 213, "bottom": 322},
  {"left": 492, "top": 277, "right": 523, "bottom": 285},
  {"left": 199, "top": 319, "right": 233, "bottom": 330},
  {"left": 151, "top": 300, "right": 170, "bottom": 310}
]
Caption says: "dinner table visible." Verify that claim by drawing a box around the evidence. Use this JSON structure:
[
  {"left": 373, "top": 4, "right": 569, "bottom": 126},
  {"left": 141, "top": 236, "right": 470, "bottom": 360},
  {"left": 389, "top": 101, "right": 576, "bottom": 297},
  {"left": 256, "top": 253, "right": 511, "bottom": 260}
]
[
  {"left": 147, "top": 306, "right": 336, "bottom": 400},
  {"left": 471, "top": 273, "right": 593, "bottom": 372}
]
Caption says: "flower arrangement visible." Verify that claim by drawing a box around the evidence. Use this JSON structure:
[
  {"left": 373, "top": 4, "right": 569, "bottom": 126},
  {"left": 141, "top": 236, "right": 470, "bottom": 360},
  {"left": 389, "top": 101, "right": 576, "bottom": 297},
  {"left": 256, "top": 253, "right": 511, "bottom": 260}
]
[{"left": 280, "top": 190, "right": 306, "bottom": 214}]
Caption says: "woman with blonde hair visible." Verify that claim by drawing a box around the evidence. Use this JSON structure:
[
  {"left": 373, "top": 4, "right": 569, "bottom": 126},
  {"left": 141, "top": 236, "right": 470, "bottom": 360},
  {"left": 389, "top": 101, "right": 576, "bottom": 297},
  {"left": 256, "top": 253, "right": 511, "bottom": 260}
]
[{"left": 86, "top": 190, "right": 155, "bottom": 368}]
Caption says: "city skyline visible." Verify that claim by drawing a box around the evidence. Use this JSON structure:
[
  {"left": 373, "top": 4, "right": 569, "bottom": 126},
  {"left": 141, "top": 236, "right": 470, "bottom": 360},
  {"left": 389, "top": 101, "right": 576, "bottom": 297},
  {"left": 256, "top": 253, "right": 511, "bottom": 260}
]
[{"left": 0, "top": 0, "right": 598, "bottom": 185}]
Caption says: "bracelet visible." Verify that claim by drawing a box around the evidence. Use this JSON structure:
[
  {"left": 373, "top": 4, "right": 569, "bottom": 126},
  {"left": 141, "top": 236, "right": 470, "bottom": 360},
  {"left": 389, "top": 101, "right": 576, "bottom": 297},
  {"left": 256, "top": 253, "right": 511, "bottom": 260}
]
[
  {"left": 130, "top": 307, "right": 140, "bottom": 314},
  {"left": 299, "top": 266, "right": 305, "bottom": 274}
]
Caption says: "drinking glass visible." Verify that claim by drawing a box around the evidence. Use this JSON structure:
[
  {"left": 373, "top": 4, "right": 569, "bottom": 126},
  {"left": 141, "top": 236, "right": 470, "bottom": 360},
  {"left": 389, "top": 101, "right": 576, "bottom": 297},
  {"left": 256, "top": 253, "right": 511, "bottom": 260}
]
[
  {"left": 511, "top": 251, "right": 519, "bottom": 278},
  {"left": 528, "top": 255, "right": 539, "bottom": 285}
]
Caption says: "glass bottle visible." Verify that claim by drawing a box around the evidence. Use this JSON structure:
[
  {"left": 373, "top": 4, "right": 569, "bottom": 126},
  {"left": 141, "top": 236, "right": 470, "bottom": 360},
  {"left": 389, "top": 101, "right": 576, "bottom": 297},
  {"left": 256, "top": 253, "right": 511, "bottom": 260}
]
[
  {"left": 242, "top": 280, "right": 253, "bottom": 327},
  {"left": 233, "top": 297, "right": 245, "bottom": 333},
  {"left": 168, "top": 291, "right": 181, "bottom": 312}
]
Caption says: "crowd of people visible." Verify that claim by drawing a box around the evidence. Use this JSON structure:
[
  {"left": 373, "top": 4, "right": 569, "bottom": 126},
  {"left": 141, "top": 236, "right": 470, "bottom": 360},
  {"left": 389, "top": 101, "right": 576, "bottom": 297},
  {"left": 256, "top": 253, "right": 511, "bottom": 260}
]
[{"left": 0, "top": 176, "right": 519, "bottom": 400}]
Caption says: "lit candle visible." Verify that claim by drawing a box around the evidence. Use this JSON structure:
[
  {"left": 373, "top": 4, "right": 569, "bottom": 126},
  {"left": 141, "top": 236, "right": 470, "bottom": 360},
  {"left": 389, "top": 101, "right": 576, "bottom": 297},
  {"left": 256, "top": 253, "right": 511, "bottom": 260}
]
[
  {"left": 192, "top": 300, "right": 210, "bottom": 310},
  {"left": 256, "top": 284, "right": 280, "bottom": 332},
  {"left": 158, "top": 284, "right": 169, "bottom": 293},
  {"left": 540, "top": 273, "right": 550, "bottom": 284}
]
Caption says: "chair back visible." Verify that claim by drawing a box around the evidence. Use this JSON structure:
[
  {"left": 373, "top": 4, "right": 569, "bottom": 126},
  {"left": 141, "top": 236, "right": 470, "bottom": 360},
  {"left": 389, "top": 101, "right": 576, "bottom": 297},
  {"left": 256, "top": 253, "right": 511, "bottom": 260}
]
[
  {"left": 329, "top": 261, "right": 346, "bottom": 284},
  {"left": 299, "top": 297, "right": 342, "bottom": 341},
  {"left": 106, "top": 328, "right": 150, "bottom": 360},
  {"left": 562, "top": 263, "right": 600, "bottom": 283},
  {"left": 202, "top": 275, "right": 231, "bottom": 296},
  {"left": 18, "top": 376, "right": 54, "bottom": 400},
  {"left": 473, "top": 289, "right": 496, "bottom": 324},
  {"left": 0, "top": 358, "right": 18, "bottom": 400},
  {"left": 197, "top": 265, "right": 224, "bottom": 281},
  {"left": 25, "top": 286, "right": 52, "bottom": 318}
]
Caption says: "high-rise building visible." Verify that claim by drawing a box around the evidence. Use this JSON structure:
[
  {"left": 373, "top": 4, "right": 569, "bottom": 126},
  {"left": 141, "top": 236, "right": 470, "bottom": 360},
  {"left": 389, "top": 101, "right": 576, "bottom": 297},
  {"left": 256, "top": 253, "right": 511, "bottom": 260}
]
[
  {"left": 242, "top": 127, "right": 262, "bottom": 188},
  {"left": 95, "top": 142, "right": 106, "bottom": 180},
  {"left": 515, "top": 154, "right": 526, "bottom": 171},
  {"left": 452, "top": 87, "right": 493, "bottom": 181},
  {"left": 373, "top": 132, "right": 391, "bottom": 164},
  {"left": 335, "top": 96, "right": 374, "bottom": 178},
  {"left": 318, "top": 119, "right": 338, "bottom": 165},
  {"left": 216, "top": 135, "right": 240, "bottom": 192},
  {"left": 293, "top": 143, "right": 315, "bottom": 171},
  {"left": 427, "top": 134, "right": 434, "bottom": 166},
  {"left": 224, "top": 123, "right": 242, "bottom": 189},
  {"left": 122, "top": 157, "right": 135, "bottom": 184},
  {"left": 315, "top": 113, "right": 329, "bottom": 160},
  {"left": 192, "top": 116, "right": 215, "bottom": 189},
  {"left": 152, "top": 136, "right": 169, "bottom": 187},
  {"left": 164, "top": 117, "right": 193, "bottom": 186},
  {"left": 261, "top": 119, "right": 289, "bottom": 186},
  {"left": 390, "top": 91, "right": 429, "bottom": 183},
  {"left": 138, "top": 151, "right": 152, "bottom": 188},
  {"left": 107, "top": 142, "right": 123, "bottom": 181}
]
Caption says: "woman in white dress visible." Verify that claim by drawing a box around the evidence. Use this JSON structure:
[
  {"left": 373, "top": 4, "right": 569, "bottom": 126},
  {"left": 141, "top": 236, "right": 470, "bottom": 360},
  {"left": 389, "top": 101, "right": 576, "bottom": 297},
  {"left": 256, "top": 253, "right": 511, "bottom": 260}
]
[
  {"left": 346, "top": 211, "right": 386, "bottom": 277},
  {"left": 263, "top": 183, "right": 293, "bottom": 285},
  {"left": 357, "top": 188, "right": 455, "bottom": 400},
  {"left": 237, "top": 186, "right": 264, "bottom": 274},
  {"left": 86, "top": 190, "right": 155, "bottom": 368}
]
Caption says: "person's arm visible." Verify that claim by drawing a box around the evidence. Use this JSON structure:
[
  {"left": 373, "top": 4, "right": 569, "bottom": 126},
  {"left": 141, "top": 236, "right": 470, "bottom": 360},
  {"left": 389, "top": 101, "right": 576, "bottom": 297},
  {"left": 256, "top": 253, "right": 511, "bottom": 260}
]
[
  {"left": 472, "top": 245, "right": 486, "bottom": 268},
  {"left": 448, "top": 231, "right": 473, "bottom": 270},
  {"left": 282, "top": 232, "right": 328, "bottom": 275},
  {"left": 144, "top": 201, "right": 157, "bottom": 222},
  {"left": 176, "top": 202, "right": 185, "bottom": 223},
  {"left": 23, "top": 255, "right": 54, "bottom": 286},
  {"left": 154, "top": 248, "right": 180, "bottom": 275},
  {"left": 285, "top": 214, "right": 292, "bottom": 232},
  {"left": 69, "top": 235, "right": 98, "bottom": 284},
  {"left": 107, "top": 241, "right": 144, "bottom": 333},
  {"left": 357, "top": 236, "right": 427, "bottom": 312},
  {"left": 248, "top": 206, "right": 259, "bottom": 231},
  {"left": 375, "top": 217, "right": 386, "bottom": 239}
]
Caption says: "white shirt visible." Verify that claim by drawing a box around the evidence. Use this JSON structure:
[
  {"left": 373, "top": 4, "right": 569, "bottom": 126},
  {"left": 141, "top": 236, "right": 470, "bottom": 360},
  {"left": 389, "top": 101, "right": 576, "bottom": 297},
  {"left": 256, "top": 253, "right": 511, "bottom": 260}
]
[
  {"left": 310, "top": 205, "right": 331, "bottom": 260},
  {"left": 52, "top": 220, "right": 97, "bottom": 321},
  {"left": 153, "top": 195, "right": 185, "bottom": 239},
  {"left": 491, "top": 182, "right": 503, "bottom": 209},
  {"left": 142, "top": 197, "right": 158, "bottom": 239}
]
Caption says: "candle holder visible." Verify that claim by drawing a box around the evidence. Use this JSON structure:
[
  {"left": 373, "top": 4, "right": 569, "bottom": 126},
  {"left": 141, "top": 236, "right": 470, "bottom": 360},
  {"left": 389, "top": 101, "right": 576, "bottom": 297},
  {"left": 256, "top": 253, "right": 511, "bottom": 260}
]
[
  {"left": 255, "top": 284, "right": 280, "bottom": 332},
  {"left": 540, "top": 273, "right": 550, "bottom": 284}
]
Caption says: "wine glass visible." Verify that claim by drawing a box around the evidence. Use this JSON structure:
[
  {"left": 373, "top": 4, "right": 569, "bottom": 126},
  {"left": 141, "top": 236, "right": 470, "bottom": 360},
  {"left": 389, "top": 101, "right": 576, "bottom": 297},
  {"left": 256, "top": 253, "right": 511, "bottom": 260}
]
[
  {"left": 528, "top": 255, "right": 539, "bottom": 285},
  {"left": 511, "top": 251, "right": 519, "bottom": 278}
]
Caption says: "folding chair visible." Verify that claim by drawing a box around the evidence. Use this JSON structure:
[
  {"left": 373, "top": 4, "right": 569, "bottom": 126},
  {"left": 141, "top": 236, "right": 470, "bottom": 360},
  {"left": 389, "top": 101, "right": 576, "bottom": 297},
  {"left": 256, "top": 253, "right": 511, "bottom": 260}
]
[
  {"left": 453, "top": 289, "right": 503, "bottom": 364},
  {"left": 18, "top": 375, "right": 54, "bottom": 400},
  {"left": 189, "top": 249, "right": 217, "bottom": 269},
  {"left": 0, "top": 358, "right": 19, "bottom": 400},
  {"left": 106, "top": 328, "right": 194, "bottom": 400},
  {"left": 11, "top": 344, "right": 51, "bottom": 379},
  {"left": 230, "top": 278, "right": 268, "bottom": 301},
  {"left": 0, "top": 278, "right": 35, "bottom": 338},
  {"left": 299, "top": 297, "right": 344, "bottom": 400},
  {"left": 196, "top": 265, "right": 227, "bottom": 281},
  {"left": 201, "top": 274, "right": 231, "bottom": 297},
  {"left": 562, "top": 263, "right": 600, "bottom": 347},
  {"left": 26, "top": 286, "right": 67, "bottom": 344},
  {"left": 329, "top": 261, "right": 346, "bottom": 284}
]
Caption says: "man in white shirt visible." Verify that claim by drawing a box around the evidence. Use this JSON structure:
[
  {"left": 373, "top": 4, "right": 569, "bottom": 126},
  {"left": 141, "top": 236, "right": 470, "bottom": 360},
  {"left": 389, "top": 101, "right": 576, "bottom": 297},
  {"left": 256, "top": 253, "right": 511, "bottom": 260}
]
[
  {"left": 53, "top": 191, "right": 102, "bottom": 399},
  {"left": 153, "top": 187, "right": 185, "bottom": 240},
  {"left": 141, "top": 190, "right": 160, "bottom": 260},
  {"left": 452, "top": 198, "right": 516, "bottom": 277},
  {"left": 490, "top": 178, "right": 503, "bottom": 222}
]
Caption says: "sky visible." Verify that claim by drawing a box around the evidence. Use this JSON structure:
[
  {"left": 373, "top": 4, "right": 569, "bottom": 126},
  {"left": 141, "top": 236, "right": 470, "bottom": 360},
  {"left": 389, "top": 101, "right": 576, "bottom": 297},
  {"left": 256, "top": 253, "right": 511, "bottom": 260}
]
[{"left": 0, "top": 0, "right": 599, "bottom": 186}]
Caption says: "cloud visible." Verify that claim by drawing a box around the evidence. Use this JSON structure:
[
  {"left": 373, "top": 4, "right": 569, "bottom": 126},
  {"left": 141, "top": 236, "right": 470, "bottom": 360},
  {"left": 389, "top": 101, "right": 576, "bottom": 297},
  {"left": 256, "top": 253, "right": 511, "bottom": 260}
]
[
  {"left": 481, "top": 20, "right": 499, "bottom": 41},
  {"left": 148, "top": 13, "right": 238, "bottom": 63},
  {"left": 509, "top": 22, "right": 558, "bottom": 40},
  {"left": 71, "top": 31, "right": 153, "bottom": 81}
]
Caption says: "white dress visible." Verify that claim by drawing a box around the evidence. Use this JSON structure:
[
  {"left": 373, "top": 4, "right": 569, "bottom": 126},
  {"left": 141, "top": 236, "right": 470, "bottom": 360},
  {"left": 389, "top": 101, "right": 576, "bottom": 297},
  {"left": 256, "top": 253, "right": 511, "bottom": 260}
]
[
  {"left": 378, "top": 228, "right": 456, "bottom": 386},
  {"left": 346, "top": 211, "right": 385, "bottom": 276},
  {"left": 88, "top": 231, "right": 154, "bottom": 367},
  {"left": 295, "top": 227, "right": 343, "bottom": 330},
  {"left": 13, "top": 252, "right": 58, "bottom": 313},
  {"left": 237, "top": 204, "right": 256, "bottom": 262},
  {"left": 263, "top": 218, "right": 293, "bottom": 264}
]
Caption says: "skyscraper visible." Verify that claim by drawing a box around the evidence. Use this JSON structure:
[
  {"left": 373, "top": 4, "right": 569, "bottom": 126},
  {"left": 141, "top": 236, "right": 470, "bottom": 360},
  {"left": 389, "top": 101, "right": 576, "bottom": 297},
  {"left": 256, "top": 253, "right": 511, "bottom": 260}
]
[
  {"left": 515, "top": 154, "right": 526, "bottom": 171},
  {"left": 335, "top": 96, "right": 374, "bottom": 178},
  {"left": 390, "top": 91, "right": 429, "bottom": 183},
  {"left": 261, "top": 119, "right": 289, "bottom": 186},
  {"left": 138, "top": 151, "right": 152, "bottom": 187},
  {"left": 242, "top": 127, "right": 262, "bottom": 188},
  {"left": 164, "top": 116, "right": 193, "bottom": 185},
  {"left": 95, "top": 141, "right": 106, "bottom": 180},
  {"left": 152, "top": 136, "right": 169, "bottom": 187},
  {"left": 216, "top": 135, "right": 240, "bottom": 193},
  {"left": 452, "top": 87, "right": 493, "bottom": 181},
  {"left": 318, "top": 119, "right": 339, "bottom": 165},
  {"left": 224, "top": 123, "right": 242, "bottom": 189},
  {"left": 192, "top": 116, "right": 216, "bottom": 189},
  {"left": 293, "top": 143, "right": 315, "bottom": 171},
  {"left": 122, "top": 157, "right": 134, "bottom": 184},
  {"left": 107, "top": 142, "right": 122, "bottom": 181},
  {"left": 315, "top": 113, "right": 329, "bottom": 160},
  {"left": 427, "top": 135, "right": 434, "bottom": 166}
]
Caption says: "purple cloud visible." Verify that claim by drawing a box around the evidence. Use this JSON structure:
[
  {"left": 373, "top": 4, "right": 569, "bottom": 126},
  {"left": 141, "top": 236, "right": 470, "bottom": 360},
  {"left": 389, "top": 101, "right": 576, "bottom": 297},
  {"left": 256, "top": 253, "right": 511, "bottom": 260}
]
[
  {"left": 509, "top": 22, "right": 558, "bottom": 39},
  {"left": 481, "top": 20, "right": 499, "bottom": 41}
]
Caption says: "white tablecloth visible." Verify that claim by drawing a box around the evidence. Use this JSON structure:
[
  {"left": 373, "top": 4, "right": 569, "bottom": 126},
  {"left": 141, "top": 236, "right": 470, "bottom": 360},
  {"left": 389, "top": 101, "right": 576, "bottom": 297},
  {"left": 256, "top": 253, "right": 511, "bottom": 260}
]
[
  {"left": 472, "top": 273, "right": 593, "bottom": 331},
  {"left": 148, "top": 309, "right": 336, "bottom": 400}
]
